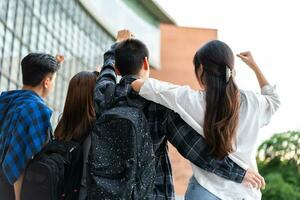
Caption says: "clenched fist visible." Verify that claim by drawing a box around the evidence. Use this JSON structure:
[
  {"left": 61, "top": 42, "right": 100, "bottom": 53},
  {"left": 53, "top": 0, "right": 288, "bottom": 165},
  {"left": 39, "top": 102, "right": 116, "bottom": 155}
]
[{"left": 116, "top": 29, "right": 134, "bottom": 43}]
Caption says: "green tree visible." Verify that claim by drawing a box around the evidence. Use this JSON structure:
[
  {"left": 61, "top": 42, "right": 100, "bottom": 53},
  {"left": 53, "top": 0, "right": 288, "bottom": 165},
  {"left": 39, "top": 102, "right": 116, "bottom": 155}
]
[{"left": 257, "top": 131, "right": 300, "bottom": 200}]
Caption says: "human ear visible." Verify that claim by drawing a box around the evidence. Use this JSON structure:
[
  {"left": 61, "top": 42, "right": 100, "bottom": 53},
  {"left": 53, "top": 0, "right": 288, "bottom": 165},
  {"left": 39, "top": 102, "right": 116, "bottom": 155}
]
[
  {"left": 43, "top": 77, "right": 51, "bottom": 89},
  {"left": 197, "top": 64, "right": 205, "bottom": 88},
  {"left": 143, "top": 57, "right": 149, "bottom": 70},
  {"left": 115, "top": 67, "right": 121, "bottom": 76}
]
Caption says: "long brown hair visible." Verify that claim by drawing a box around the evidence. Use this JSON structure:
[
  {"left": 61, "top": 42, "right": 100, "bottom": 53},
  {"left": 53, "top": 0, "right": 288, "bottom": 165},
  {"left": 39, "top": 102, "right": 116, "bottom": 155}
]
[
  {"left": 54, "top": 71, "right": 97, "bottom": 141},
  {"left": 193, "top": 40, "right": 240, "bottom": 158}
]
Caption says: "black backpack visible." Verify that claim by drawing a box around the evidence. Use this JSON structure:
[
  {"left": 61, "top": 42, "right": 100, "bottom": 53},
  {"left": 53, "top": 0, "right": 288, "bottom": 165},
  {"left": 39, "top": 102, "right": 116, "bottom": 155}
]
[
  {"left": 87, "top": 85, "right": 156, "bottom": 200},
  {"left": 21, "top": 137, "right": 83, "bottom": 200}
]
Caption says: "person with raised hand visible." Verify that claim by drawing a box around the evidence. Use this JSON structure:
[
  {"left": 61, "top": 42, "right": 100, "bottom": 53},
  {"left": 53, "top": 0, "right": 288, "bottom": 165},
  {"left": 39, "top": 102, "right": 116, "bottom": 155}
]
[
  {"left": 0, "top": 53, "right": 62, "bottom": 200},
  {"left": 132, "top": 40, "right": 279, "bottom": 199}
]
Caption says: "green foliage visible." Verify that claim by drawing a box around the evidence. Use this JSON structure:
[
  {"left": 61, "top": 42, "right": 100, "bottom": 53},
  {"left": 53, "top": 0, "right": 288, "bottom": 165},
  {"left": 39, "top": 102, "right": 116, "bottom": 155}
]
[
  {"left": 257, "top": 131, "right": 300, "bottom": 200},
  {"left": 262, "top": 173, "right": 300, "bottom": 200}
]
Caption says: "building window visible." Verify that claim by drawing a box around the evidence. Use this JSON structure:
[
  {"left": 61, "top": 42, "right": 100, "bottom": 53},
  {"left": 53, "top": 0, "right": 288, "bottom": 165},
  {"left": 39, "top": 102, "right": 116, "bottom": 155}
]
[{"left": 0, "top": 0, "right": 114, "bottom": 125}]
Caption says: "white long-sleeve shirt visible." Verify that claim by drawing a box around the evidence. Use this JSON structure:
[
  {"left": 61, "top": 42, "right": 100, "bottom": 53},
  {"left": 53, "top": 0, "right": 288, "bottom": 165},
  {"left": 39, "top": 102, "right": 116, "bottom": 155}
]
[{"left": 139, "top": 78, "right": 280, "bottom": 200}]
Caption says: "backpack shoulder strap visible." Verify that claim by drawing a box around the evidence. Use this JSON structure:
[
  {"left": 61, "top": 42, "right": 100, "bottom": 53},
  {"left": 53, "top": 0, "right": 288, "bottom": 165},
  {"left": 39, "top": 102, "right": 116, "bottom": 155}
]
[
  {"left": 104, "top": 84, "right": 116, "bottom": 107},
  {"left": 48, "top": 126, "right": 55, "bottom": 142},
  {"left": 104, "top": 83, "right": 150, "bottom": 111}
]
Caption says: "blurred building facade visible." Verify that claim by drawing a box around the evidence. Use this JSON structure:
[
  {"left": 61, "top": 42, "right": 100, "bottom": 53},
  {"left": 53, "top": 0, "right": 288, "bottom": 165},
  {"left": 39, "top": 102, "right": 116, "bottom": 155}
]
[
  {"left": 0, "top": 0, "right": 217, "bottom": 197},
  {"left": 0, "top": 0, "right": 114, "bottom": 124}
]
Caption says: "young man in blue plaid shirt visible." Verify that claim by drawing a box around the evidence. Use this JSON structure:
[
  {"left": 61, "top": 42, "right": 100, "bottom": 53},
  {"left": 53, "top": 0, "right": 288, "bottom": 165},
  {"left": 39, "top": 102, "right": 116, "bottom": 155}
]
[
  {"left": 94, "top": 30, "right": 265, "bottom": 199},
  {"left": 0, "top": 53, "right": 62, "bottom": 200}
]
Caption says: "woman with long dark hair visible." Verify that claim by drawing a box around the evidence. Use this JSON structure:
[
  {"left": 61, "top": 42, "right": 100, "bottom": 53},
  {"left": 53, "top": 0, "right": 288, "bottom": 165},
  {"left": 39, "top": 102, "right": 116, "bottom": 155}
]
[
  {"left": 54, "top": 71, "right": 97, "bottom": 200},
  {"left": 132, "top": 40, "right": 280, "bottom": 199},
  {"left": 55, "top": 71, "right": 97, "bottom": 142}
]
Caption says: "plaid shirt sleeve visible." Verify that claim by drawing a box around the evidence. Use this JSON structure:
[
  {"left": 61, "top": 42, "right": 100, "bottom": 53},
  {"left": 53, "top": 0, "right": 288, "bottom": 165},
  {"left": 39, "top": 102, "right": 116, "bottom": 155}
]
[
  {"left": 162, "top": 110, "right": 246, "bottom": 183},
  {"left": 2, "top": 102, "right": 51, "bottom": 184},
  {"left": 94, "top": 43, "right": 118, "bottom": 115}
]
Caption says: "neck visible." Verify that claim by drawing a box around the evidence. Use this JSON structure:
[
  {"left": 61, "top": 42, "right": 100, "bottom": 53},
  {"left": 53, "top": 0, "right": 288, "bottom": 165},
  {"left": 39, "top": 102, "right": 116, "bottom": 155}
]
[
  {"left": 137, "top": 72, "right": 147, "bottom": 80},
  {"left": 199, "top": 84, "right": 206, "bottom": 91},
  {"left": 22, "top": 85, "right": 44, "bottom": 98}
]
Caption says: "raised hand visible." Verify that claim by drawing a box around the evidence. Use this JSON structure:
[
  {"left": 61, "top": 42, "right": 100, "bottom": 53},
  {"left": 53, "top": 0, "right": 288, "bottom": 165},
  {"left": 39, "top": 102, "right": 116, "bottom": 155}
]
[
  {"left": 237, "top": 51, "right": 269, "bottom": 88},
  {"left": 116, "top": 29, "right": 134, "bottom": 43},
  {"left": 237, "top": 51, "right": 258, "bottom": 70}
]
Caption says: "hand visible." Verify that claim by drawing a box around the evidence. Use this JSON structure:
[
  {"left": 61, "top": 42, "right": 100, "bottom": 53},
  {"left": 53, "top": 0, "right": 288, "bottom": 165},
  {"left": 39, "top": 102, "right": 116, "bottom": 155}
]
[
  {"left": 94, "top": 66, "right": 101, "bottom": 73},
  {"left": 131, "top": 79, "right": 145, "bottom": 92},
  {"left": 92, "top": 66, "right": 101, "bottom": 77},
  {"left": 55, "top": 54, "right": 64, "bottom": 64},
  {"left": 116, "top": 29, "right": 134, "bottom": 42},
  {"left": 242, "top": 168, "right": 265, "bottom": 190},
  {"left": 237, "top": 51, "right": 258, "bottom": 70},
  {"left": 237, "top": 51, "right": 269, "bottom": 88}
]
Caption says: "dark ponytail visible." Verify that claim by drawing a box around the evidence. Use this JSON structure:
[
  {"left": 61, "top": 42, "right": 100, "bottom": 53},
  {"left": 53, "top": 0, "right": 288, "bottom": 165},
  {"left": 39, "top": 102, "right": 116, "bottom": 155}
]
[{"left": 193, "top": 40, "right": 240, "bottom": 158}]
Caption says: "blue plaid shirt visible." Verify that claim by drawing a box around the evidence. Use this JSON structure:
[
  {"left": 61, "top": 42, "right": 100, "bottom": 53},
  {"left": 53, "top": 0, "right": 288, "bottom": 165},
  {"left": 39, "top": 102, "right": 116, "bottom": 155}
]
[
  {"left": 0, "top": 90, "right": 52, "bottom": 184},
  {"left": 94, "top": 44, "right": 246, "bottom": 199}
]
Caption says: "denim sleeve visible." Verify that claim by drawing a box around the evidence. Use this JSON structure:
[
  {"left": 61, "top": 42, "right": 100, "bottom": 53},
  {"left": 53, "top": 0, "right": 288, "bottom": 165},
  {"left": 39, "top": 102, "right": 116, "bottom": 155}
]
[
  {"left": 94, "top": 43, "right": 118, "bottom": 115},
  {"left": 163, "top": 110, "right": 246, "bottom": 183}
]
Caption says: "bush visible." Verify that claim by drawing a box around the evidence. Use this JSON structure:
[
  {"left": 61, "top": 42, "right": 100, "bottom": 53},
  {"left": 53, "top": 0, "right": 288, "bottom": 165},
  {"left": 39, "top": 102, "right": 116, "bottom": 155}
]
[
  {"left": 257, "top": 131, "right": 300, "bottom": 200},
  {"left": 262, "top": 173, "right": 300, "bottom": 200}
]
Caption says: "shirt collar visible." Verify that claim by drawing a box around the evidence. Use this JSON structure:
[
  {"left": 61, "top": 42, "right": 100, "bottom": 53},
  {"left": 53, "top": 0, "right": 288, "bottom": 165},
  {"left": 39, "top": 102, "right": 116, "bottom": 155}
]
[{"left": 119, "top": 75, "right": 139, "bottom": 85}]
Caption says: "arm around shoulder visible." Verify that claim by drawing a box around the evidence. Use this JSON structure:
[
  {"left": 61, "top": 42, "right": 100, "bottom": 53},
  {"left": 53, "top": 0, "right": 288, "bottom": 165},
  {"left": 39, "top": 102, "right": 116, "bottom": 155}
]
[{"left": 163, "top": 110, "right": 247, "bottom": 183}]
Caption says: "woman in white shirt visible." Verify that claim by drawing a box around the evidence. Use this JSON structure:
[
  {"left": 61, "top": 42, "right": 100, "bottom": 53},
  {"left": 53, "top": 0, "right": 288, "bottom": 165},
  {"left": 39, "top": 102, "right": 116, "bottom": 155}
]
[{"left": 131, "top": 40, "right": 280, "bottom": 200}]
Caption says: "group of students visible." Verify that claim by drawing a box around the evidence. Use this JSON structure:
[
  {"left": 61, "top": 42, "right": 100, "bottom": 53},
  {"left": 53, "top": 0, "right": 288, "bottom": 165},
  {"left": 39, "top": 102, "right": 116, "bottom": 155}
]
[{"left": 0, "top": 29, "right": 280, "bottom": 200}]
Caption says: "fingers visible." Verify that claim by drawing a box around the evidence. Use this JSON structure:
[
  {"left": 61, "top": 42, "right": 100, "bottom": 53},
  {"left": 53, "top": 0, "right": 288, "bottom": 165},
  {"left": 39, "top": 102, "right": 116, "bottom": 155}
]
[
  {"left": 243, "top": 169, "right": 265, "bottom": 190},
  {"left": 257, "top": 173, "right": 266, "bottom": 189},
  {"left": 239, "top": 51, "right": 251, "bottom": 56},
  {"left": 246, "top": 175, "right": 260, "bottom": 189},
  {"left": 236, "top": 54, "right": 247, "bottom": 63},
  {"left": 94, "top": 66, "right": 101, "bottom": 72},
  {"left": 244, "top": 179, "right": 258, "bottom": 189},
  {"left": 118, "top": 29, "right": 130, "bottom": 34},
  {"left": 117, "top": 29, "right": 133, "bottom": 42},
  {"left": 117, "top": 29, "right": 129, "bottom": 37},
  {"left": 251, "top": 174, "right": 262, "bottom": 189},
  {"left": 55, "top": 55, "right": 64, "bottom": 64},
  {"left": 237, "top": 51, "right": 252, "bottom": 61},
  {"left": 236, "top": 53, "right": 248, "bottom": 59},
  {"left": 236, "top": 54, "right": 245, "bottom": 59}
]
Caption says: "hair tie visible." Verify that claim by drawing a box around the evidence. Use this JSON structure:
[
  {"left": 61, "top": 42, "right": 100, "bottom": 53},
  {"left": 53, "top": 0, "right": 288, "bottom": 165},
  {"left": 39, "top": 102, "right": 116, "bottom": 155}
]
[
  {"left": 55, "top": 54, "right": 64, "bottom": 64},
  {"left": 225, "top": 66, "right": 236, "bottom": 83}
]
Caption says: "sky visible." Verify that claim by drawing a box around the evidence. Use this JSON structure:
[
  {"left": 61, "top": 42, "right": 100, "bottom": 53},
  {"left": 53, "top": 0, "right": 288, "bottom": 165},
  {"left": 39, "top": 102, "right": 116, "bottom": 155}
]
[{"left": 155, "top": 0, "right": 300, "bottom": 143}]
